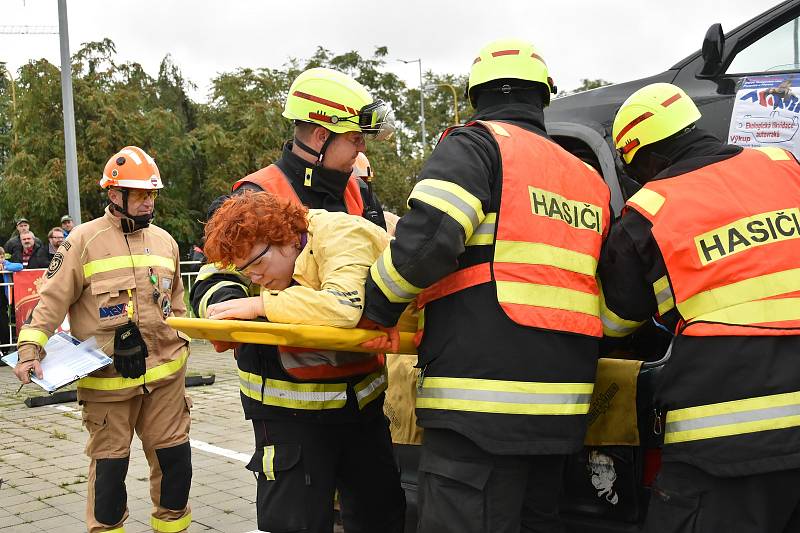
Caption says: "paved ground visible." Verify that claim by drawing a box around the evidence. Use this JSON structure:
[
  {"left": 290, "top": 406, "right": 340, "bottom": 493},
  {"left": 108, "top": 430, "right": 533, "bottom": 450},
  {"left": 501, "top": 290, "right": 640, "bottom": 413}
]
[{"left": 0, "top": 341, "right": 263, "bottom": 533}]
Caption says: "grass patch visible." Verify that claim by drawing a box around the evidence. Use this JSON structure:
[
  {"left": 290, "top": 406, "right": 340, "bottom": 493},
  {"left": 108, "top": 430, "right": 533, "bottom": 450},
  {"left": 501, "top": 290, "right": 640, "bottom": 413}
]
[{"left": 51, "top": 430, "right": 67, "bottom": 440}]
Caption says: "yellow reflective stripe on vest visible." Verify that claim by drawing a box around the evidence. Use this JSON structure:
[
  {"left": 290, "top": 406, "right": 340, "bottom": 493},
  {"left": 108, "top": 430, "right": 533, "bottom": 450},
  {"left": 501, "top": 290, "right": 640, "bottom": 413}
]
[
  {"left": 496, "top": 280, "right": 599, "bottom": 316},
  {"left": 653, "top": 275, "right": 675, "bottom": 315},
  {"left": 78, "top": 349, "right": 188, "bottom": 390},
  {"left": 17, "top": 328, "right": 49, "bottom": 349},
  {"left": 408, "top": 179, "right": 485, "bottom": 239},
  {"left": 370, "top": 247, "right": 423, "bottom": 304},
  {"left": 84, "top": 254, "right": 174, "bottom": 279},
  {"left": 239, "top": 369, "right": 348, "bottom": 409},
  {"left": 753, "top": 146, "right": 791, "bottom": 160},
  {"left": 466, "top": 212, "right": 496, "bottom": 246},
  {"left": 495, "top": 240, "right": 597, "bottom": 276},
  {"left": 628, "top": 188, "right": 665, "bottom": 217},
  {"left": 354, "top": 369, "right": 388, "bottom": 409},
  {"left": 599, "top": 289, "right": 644, "bottom": 337},
  {"left": 697, "top": 297, "right": 800, "bottom": 326},
  {"left": 263, "top": 445, "right": 276, "bottom": 481},
  {"left": 198, "top": 281, "right": 248, "bottom": 318},
  {"left": 664, "top": 391, "right": 800, "bottom": 444},
  {"left": 416, "top": 376, "right": 593, "bottom": 415},
  {"left": 151, "top": 512, "right": 191, "bottom": 533},
  {"left": 679, "top": 268, "right": 800, "bottom": 320}
]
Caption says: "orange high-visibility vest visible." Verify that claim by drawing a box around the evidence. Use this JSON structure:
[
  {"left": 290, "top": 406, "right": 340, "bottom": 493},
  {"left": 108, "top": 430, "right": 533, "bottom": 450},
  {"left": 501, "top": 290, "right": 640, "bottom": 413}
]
[
  {"left": 232, "top": 164, "right": 365, "bottom": 216},
  {"left": 419, "top": 120, "right": 610, "bottom": 337},
  {"left": 626, "top": 147, "right": 800, "bottom": 336},
  {"left": 233, "top": 164, "right": 383, "bottom": 379}
]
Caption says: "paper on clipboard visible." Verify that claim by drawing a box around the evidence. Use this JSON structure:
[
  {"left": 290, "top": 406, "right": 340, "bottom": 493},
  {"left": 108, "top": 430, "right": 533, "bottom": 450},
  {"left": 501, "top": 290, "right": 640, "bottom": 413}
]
[{"left": 1, "top": 333, "right": 113, "bottom": 393}]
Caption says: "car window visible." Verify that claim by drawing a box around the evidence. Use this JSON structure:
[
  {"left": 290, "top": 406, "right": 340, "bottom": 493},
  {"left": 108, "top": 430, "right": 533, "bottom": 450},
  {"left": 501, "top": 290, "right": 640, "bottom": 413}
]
[{"left": 728, "top": 16, "right": 800, "bottom": 74}]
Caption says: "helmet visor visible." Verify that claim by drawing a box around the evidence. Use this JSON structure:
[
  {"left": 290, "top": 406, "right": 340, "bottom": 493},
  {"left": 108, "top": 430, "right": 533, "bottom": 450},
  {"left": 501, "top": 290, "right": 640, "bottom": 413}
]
[{"left": 359, "top": 100, "right": 396, "bottom": 141}]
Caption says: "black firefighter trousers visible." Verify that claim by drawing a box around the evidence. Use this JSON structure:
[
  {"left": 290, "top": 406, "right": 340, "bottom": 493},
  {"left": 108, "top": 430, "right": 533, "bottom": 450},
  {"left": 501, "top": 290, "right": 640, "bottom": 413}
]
[
  {"left": 418, "top": 428, "right": 568, "bottom": 533},
  {"left": 644, "top": 462, "right": 800, "bottom": 533},
  {"left": 250, "top": 414, "right": 406, "bottom": 533}
]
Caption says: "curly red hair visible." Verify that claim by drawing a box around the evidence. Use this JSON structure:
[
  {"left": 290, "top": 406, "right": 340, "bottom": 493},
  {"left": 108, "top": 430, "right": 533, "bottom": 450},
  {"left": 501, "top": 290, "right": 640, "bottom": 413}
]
[{"left": 203, "top": 191, "right": 308, "bottom": 266}]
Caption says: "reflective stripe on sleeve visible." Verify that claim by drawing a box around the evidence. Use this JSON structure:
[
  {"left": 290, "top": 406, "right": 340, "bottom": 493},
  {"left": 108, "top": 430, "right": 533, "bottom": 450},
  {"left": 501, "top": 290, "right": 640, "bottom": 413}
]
[
  {"left": 599, "top": 289, "right": 644, "bottom": 337},
  {"left": 665, "top": 391, "right": 800, "bottom": 444},
  {"left": 354, "top": 369, "right": 388, "bottom": 409},
  {"left": 196, "top": 262, "right": 250, "bottom": 284},
  {"left": 416, "top": 376, "right": 593, "bottom": 415},
  {"left": 466, "top": 212, "right": 496, "bottom": 246},
  {"left": 17, "top": 328, "right": 49, "bottom": 349},
  {"left": 653, "top": 275, "right": 675, "bottom": 315},
  {"left": 408, "top": 179, "right": 485, "bottom": 239},
  {"left": 84, "top": 254, "right": 175, "bottom": 279},
  {"left": 679, "top": 268, "right": 800, "bottom": 321},
  {"left": 369, "top": 248, "right": 423, "bottom": 304},
  {"left": 239, "top": 370, "right": 348, "bottom": 410},
  {"left": 197, "top": 281, "right": 248, "bottom": 318},
  {"left": 151, "top": 513, "right": 192, "bottom": 533},
  {"left": 495, "top": 240, "right": 597, "bottom": 276},
  {"left": 78, "top": 349, "right": 188, "bottom": 390}
]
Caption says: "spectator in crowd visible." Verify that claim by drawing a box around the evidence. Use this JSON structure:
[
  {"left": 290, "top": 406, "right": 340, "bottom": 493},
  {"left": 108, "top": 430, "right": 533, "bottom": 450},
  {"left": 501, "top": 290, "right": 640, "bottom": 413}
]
[
  {"left": 0, "top": 246, "right": 22, "bottom": 354},
  {"left": 46, "top": 227, "right": 64, "bottom": 262},
  {"left": 4, "top": 218, "right": 42, "bottom": 257},
  {"left": 12, "top": 231, "right": 50, "bottom": 269},
  {"left": 60, "top": 214, "right": 75, "bottom": 237}
]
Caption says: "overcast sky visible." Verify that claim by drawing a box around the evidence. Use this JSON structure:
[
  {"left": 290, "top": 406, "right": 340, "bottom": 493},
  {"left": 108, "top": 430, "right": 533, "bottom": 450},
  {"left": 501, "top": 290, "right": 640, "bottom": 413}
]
[{"left": 0, "top": 0, "right": 777, "bottom": 102}]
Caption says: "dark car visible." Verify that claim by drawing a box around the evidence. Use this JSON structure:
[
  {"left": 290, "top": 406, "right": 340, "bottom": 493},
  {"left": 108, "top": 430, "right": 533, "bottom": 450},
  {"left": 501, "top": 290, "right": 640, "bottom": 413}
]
[
  {"left": 397, "top": 2, "right": 800, "bottom": 532},
  {"left": 546, "top": 0, "right": 800, "bottom": 215}
]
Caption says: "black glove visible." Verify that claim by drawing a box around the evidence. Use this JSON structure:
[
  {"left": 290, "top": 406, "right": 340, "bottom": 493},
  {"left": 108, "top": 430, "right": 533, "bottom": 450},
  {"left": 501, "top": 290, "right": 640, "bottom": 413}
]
[{"left": 113, "top": 322, "right": 148, "bottom": 378}]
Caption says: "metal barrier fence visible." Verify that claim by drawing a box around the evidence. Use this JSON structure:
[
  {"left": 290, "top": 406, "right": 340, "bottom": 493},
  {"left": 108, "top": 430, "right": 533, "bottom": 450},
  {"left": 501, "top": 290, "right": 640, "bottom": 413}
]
[{"left": 0, "top": 261, "right": 202, "bottom": 351}]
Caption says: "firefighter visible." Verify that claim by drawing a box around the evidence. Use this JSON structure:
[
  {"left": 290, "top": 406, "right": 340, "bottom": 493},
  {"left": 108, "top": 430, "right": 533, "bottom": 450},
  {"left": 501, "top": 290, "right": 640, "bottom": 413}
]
[
  {"left": 189, "top": 68, "right": 405, "bottom": 533},
  {"left": 360, "top": 38, "right": 611, "bottom": 532},
  {"left": 600, "top": 82, "right": 800, "bottom": 532},
  {"left": 12, "top": 146, "right": 192, "bottom": 533}
]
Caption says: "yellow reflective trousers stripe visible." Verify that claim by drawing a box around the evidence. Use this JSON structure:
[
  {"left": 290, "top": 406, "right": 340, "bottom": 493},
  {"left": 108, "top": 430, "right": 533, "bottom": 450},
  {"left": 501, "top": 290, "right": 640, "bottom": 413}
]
[
  {"left": 78, "top": 349, "right": 188, "bottom": 390},
  {"left": 665, "top": 391, "right": 800, "bottom": 444},
  {"left": 151, "top": 512, "right": 191, "bottom": 532},
  {"left": 496, "top": 280, "right": 599, "bottom": 316},
  {"left": 17, "top": 328, "right": 49, "bottom": 349},
  {"left": 679, "top": 268, "right": 800, "bottom": 320},
  {"left": 416, "top": 376, "right": 593, "bottom": 415},
  {"left": 84, "top": 254, "right": 175, "bottom": 279},
  {"left": 495, "top": 240, "right": 597, "bottom": 276},
  {"left": 408, "top": 179, "right": 485, "bottom": 239},
  {"left": 263, "top": 445, "right": 276, "bottom": 481}
]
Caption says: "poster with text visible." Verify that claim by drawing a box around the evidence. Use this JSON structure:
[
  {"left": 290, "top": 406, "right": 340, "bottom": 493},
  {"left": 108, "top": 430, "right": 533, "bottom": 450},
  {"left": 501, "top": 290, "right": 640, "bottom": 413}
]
[{"left": 728, "top": 75, "right": 800, "bottom": 158}]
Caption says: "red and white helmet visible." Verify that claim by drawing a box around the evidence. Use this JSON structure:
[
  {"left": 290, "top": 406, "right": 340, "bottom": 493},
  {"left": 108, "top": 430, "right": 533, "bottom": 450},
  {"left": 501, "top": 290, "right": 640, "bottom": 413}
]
[{"left": 100, "top": 146, "right": 163, "bottom": 189}]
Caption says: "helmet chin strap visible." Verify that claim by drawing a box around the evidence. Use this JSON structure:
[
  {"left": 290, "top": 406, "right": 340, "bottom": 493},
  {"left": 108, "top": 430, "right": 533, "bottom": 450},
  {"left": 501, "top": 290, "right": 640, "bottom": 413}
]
[
  {"left": 110, "top": 189, "right": 154, "bottom": 233},
  {"left": 294, "top": 130, "right": 337, "bottom": 167}
]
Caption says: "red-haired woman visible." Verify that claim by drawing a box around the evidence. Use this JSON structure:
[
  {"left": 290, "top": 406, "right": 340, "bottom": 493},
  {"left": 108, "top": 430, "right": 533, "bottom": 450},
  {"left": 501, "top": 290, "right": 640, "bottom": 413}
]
[{"left": 202, "top": 191, "right": 405, "bottom": 533}]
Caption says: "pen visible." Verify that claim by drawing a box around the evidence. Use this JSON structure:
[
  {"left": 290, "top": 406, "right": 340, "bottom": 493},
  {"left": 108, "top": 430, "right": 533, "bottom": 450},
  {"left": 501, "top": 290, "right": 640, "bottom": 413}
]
[{"left": 16, "top": 368, "right": 34, "bottom": 394}]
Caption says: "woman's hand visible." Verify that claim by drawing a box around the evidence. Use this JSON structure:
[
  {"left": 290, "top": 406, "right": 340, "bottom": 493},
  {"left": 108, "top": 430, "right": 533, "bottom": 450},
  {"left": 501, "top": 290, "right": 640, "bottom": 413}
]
[{"left": 206, "top": 297, "right": 264, "bottom": 321}]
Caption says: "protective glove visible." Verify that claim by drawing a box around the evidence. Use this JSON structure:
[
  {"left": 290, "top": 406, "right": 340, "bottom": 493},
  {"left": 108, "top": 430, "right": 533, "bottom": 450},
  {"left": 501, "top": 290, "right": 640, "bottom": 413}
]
[
  {"left": 357, "top": 316, "right": 400, "bottom": 353},
  {"left": 113, "top": 322, "right": 148, "bottom": 379}
]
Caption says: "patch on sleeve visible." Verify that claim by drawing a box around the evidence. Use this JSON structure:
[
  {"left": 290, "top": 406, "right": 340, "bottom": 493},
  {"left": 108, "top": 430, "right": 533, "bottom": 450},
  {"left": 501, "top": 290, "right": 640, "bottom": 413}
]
[
  {"left": 61, "top": 241, "right": 72, "bottom": 252},
  {"left": 46, "top": 252, "right": 64, "bottom": 279}
]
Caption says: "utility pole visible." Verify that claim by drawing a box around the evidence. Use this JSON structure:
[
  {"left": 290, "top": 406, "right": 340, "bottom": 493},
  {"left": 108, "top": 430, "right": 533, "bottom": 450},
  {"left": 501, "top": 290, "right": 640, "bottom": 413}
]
[
  {"left": 58, "top": 0, "right": 81, "bottom": 224},
  {"left": 399, "top": 59, "right": 426, "bottom": 153}
]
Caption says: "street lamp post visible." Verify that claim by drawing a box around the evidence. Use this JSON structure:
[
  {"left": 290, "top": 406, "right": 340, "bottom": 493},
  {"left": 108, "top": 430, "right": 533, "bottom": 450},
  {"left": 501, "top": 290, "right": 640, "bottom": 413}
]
[
  {"left": 399, "top": 58, "right": 426, "bottom": 153},
  {"left": 424, "top": 83, "right": 460, "bottom": 125},
  {"left": 58, "top": 0, "right": 81, "bottom": 224}
]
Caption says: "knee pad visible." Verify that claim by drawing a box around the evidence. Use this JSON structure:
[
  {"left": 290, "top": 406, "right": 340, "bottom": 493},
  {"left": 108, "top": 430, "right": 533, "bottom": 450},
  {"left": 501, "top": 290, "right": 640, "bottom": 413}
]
[
  {"left": 155, "top": 441, "right": 192, "bottom": 510},
  {"left": 94, "top": 456, "right": 129, "bottom": 525}
]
